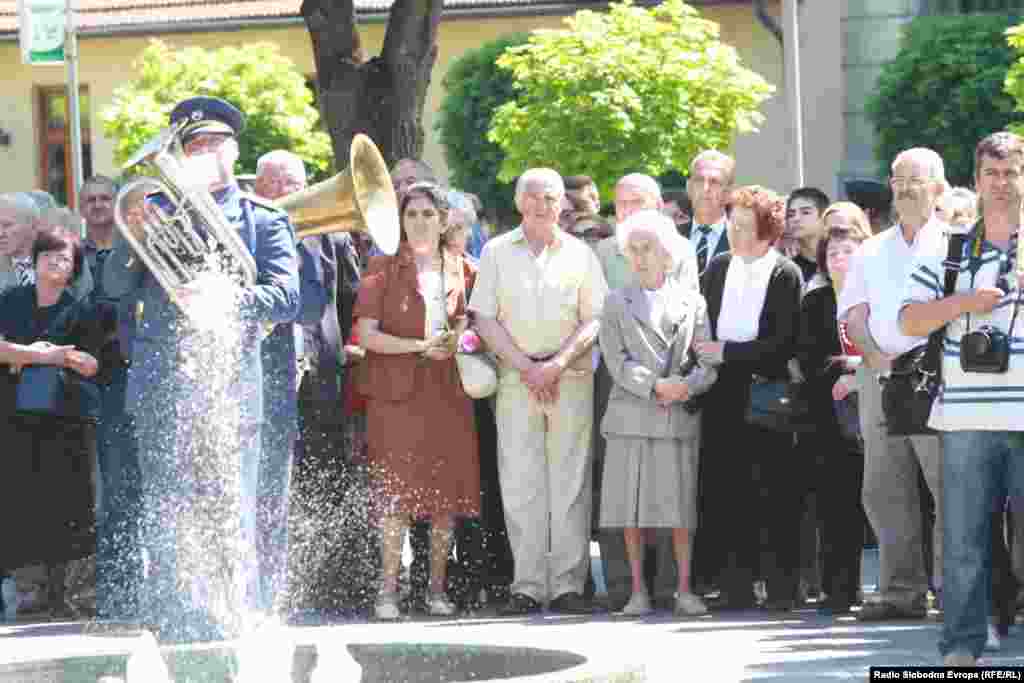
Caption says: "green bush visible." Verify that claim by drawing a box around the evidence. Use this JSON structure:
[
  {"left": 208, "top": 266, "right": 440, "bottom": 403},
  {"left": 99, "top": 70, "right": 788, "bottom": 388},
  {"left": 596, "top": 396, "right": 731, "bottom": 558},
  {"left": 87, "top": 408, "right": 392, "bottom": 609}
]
[
  {"left": 436, "top": 33, "right": 528, "bottom": 222},
  {"left": 102, "top": 40, "right": 333, "bottom": 182},
  {"left": 867, "top": 14, "right": 1023, "bottom": 186},
  {"left": 488, "top": 0, "right": 773, "bottom": 200}
]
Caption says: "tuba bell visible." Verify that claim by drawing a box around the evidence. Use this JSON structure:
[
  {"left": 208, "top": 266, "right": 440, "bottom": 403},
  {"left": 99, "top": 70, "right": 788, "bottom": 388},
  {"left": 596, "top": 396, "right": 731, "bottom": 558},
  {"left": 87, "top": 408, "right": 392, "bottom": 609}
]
[
  {"left": 112, "top": 120, "right": 258, "bottom": 312},
  {"left": 274, "top": 133, "right": 400, "bottom": 256}
]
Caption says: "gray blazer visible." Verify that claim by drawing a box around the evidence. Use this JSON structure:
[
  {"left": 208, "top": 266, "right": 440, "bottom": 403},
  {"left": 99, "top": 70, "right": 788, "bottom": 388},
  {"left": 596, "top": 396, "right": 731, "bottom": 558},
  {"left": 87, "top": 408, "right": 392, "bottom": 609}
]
[{"left": 599, "top": 282, "right": 716, "bottom": 439}]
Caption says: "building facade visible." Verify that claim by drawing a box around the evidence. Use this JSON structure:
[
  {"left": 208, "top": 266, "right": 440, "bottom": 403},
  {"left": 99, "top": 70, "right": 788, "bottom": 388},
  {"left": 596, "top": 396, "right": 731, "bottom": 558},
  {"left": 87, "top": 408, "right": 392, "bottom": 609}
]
[{"left": 0, "top": 0, "right": 1015, "bottom": 209}]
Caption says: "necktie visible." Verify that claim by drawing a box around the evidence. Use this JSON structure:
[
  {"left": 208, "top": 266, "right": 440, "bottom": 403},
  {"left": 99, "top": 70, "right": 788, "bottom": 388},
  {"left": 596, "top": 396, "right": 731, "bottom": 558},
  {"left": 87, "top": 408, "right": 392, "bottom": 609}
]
[
  {"left": 14, "top": 259, "right": 33, "bottom": 286},
  {"left": 695, "top": 225, "right": 712, "bottom": 274}
]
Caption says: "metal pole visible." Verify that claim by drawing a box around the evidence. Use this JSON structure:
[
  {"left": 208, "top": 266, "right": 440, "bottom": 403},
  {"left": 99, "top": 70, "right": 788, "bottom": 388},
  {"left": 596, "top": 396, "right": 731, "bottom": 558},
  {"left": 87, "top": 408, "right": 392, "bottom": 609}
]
[
  {"left": 65, "top": 0, "right": 84, "bottom": 212},
  {"left": 783, "top": 0, "right": 804, "bottom": 188}
]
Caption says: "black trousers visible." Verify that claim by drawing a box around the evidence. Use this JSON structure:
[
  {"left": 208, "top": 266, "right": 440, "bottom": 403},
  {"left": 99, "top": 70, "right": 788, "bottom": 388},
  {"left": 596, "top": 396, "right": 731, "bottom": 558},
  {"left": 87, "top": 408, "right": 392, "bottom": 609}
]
[
  {"left": 699, "top": 372, "right": 802, "bottom": 604},
  {"left": 804, "top": 433, "right": 866, "bottom": 606}
]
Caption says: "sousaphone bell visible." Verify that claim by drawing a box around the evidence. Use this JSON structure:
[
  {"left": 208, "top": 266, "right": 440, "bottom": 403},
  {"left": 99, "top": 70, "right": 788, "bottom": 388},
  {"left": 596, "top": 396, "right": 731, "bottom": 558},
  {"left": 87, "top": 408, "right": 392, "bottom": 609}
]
[{"left": 275, "top": 133, "right": 400, "bottom": 255}]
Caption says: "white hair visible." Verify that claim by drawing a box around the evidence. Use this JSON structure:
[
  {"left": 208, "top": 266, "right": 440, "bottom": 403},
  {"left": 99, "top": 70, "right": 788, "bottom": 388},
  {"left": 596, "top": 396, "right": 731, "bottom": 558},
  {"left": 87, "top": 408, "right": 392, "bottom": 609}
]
[
  {"left": 256, "top": 150, "right": 307, "bottom": 184},
  {"left": 615, "top": 173, "right": 662, "bottom": 202},
  {"left": 515, "top": 168, "right": 564, "bottom": 200},
  {"left": 617, "top": 209, "right": 688, "bottom": 273},
  {"left": 891, "top": 147, "right": 946, "bottom": 182},
  {"left": 0, "top": 192, "right": 41, "bottom": 223}
]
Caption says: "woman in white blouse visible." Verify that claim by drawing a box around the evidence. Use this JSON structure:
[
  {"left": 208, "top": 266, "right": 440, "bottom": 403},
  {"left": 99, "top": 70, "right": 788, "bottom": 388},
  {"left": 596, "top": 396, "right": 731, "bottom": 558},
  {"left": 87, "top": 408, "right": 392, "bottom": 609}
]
[{"left": 692, "top": 185, "right": 804, "bottom": 611}]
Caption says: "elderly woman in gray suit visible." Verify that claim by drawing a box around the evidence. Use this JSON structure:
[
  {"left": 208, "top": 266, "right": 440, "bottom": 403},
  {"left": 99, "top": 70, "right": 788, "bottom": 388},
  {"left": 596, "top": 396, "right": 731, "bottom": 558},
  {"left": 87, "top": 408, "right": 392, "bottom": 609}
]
[{"left": 599, "top": 209, "right": 717, "bottom": 617}]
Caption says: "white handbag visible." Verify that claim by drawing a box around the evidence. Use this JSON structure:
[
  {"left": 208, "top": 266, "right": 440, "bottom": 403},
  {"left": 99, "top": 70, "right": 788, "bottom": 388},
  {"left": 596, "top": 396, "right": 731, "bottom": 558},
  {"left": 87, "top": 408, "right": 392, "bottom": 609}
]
[{"left": 455, "top": 351, "right": 498, "bottom": 399}]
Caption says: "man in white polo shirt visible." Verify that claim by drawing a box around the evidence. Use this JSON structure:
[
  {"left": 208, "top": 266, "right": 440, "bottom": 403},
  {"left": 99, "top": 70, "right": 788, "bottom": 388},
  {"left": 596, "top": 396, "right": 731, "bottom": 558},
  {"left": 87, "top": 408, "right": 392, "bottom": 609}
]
[
  {"left": 838, "top": 147, "right": 947, "bottom": 621},
  {"left": 900, "top": 132, "right": 1024, "bottom": 666}
]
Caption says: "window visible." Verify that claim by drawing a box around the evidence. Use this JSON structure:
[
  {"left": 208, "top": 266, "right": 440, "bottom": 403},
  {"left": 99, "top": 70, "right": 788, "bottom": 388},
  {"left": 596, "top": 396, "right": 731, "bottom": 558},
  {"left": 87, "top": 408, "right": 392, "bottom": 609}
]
[
  {"left": 37, "top": 86, "right": 92, "bottom": 208},
  {"left": 921, "top": 0, "right": 1024, "bottom": 13}
]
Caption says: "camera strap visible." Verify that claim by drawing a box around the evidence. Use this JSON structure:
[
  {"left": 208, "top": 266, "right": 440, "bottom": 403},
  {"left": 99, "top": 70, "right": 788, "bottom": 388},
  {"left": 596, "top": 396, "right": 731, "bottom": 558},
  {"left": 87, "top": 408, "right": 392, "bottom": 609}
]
[
  {"left": 924, "top": 231, "right": 968, "bottom": 379},
  {"left": 963, "top": 221, "right": 1021, "bottom": 338}
]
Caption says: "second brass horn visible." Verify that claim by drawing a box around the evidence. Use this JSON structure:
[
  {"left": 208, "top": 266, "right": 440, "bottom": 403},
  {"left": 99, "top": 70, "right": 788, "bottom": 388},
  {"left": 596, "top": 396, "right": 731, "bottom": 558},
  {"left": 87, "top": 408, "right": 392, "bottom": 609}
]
[{"left": 275, "top": 133, "right": 400, "bottom": 255}]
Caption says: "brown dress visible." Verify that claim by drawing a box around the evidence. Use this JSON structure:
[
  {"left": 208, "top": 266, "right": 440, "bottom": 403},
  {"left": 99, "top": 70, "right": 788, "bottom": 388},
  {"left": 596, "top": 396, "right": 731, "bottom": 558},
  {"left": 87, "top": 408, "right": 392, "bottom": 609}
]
[{"left": 354, "top": 246, "right": 480, "bottom": 520}]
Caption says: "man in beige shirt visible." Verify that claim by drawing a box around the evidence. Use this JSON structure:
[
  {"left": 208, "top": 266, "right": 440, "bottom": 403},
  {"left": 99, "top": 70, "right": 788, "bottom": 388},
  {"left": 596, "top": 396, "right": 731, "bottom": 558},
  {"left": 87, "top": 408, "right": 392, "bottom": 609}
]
[{"left": 471, "top": 168, "right": 609, "bottom": 615}]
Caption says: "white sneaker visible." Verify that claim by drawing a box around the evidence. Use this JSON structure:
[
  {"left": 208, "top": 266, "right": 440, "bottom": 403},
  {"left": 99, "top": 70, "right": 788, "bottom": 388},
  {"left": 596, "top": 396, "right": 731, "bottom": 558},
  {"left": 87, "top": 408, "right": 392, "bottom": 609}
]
[
  {"left": 426, "top": 592, "right": 457, "bottom": 617},
  {"left": 621, "top": 591, "right": 653, "bottom": 616},
  {"left": 674, "top": 592, "right": 709, "bottom": 617},
  {"left": 374, "top": 591, "right": 401, "bottom": 620},
  {"left": 986, "top": 624, "right": 1001, "bottom": 652}
]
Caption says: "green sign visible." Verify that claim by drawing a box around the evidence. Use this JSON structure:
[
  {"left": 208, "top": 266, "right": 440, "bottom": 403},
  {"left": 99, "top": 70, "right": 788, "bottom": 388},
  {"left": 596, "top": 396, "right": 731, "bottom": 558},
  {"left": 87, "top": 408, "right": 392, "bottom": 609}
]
[{"left": 19, "top": 0, "right": 66, "bottom": 65}]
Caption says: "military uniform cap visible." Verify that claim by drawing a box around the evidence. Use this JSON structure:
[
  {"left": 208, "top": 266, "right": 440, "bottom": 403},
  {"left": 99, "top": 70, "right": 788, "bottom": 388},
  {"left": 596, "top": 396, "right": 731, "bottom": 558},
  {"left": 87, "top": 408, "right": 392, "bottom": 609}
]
[{"left": 170, "top": 96, "right": 246, "bottom": 142}]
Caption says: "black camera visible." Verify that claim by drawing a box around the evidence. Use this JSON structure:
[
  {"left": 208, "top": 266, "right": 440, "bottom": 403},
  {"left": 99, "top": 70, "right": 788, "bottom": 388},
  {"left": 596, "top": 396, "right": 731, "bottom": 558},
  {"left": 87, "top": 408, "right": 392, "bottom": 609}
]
[{"left": 960, "top": 325, "right": 1010, "bottom": 374}]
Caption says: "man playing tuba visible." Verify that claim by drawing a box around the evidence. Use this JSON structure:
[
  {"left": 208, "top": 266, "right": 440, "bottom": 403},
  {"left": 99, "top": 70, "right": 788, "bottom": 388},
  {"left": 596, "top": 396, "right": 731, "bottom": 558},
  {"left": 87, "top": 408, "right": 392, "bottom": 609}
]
[{"left": 103, "top": 96, "right": 300, "bottom": 634}]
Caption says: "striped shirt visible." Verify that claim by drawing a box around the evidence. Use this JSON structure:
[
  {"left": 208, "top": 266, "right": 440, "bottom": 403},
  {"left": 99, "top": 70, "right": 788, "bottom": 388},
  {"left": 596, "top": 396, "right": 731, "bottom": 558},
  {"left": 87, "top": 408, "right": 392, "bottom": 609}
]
[{"left": 901, "top": 222, "right": 1024, "bottom": 431}]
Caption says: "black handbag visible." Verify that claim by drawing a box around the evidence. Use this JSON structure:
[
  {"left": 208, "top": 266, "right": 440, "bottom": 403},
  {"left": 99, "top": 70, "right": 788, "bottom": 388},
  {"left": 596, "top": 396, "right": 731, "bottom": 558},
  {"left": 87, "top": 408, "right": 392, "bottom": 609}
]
[
  {"left": 881, "top": 345, "right": 939, "bottom": 436},
  {"left": 834, "top": 391, "right": 862, "bottom": 444},
  {"left": 744, "top": 376, "right": 816, "bottom": 433},
  {"left": 15, "top": 365, "right": 101, "bottom": 423},
  {"left": 880, "top": 232, "right": 965, "bottom": 436}
]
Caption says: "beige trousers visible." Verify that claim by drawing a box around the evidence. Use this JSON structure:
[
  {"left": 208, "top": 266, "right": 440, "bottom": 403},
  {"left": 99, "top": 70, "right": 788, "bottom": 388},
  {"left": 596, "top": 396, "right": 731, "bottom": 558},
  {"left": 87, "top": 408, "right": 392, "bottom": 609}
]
[
  {"left": 495, "top": 372, "right": 594, "bottom": 602},
  {"left": 859, "top": 365, "right": 943, "bottom": 601}
]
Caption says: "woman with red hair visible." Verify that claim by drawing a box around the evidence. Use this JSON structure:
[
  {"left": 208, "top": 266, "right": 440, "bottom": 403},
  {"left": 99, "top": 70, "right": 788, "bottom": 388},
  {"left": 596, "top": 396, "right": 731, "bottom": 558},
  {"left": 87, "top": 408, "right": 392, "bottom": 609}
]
[{"left": 692, "top": 185, "right": 805, "bottom": 611}]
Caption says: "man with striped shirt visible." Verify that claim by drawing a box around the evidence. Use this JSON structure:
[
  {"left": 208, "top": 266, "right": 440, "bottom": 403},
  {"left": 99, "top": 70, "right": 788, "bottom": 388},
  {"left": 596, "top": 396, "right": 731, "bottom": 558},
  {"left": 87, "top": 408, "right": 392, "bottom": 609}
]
[{"left": 900, "top": 132, "right": 1024, "bottom": 666}]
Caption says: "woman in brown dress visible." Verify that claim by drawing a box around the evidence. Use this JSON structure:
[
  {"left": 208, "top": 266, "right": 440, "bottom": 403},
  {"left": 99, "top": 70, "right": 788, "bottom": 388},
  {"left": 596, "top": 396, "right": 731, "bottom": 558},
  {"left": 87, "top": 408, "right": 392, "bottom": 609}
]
[{"left": 354, "top": 182, "right": 480, "bottom": 619}]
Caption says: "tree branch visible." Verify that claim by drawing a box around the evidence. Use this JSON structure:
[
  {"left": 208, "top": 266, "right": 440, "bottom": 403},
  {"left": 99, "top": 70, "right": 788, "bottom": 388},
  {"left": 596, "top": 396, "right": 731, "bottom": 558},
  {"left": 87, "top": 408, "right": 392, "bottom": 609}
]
[
  {"left": 382, "top": 0, "right": 444, "bottom": 68},
  {"left": 754, "top": 0, "right": 783, "bottom": 47},
  {"left": 301, "top": 0, "right": 359, "bottom": 85}
]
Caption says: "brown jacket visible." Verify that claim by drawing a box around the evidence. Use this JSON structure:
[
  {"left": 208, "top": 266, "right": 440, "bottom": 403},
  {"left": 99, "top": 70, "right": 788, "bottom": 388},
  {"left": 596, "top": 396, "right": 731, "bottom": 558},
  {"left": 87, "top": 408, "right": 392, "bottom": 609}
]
[{"left": 354, "top": 245, "right": 476, "bottom": 402}]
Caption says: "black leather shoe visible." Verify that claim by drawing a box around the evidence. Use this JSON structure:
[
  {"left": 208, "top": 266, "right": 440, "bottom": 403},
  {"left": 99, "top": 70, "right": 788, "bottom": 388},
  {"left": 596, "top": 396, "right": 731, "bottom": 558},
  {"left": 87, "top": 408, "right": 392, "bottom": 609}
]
[
  {"left": 548, "top": 591, "right": 593, "bottom": 615},
  {"left": 712, "top": 590, "right": 757, "bottom": 610},
  {"left": 498, "top": 592, "right": 542, "bottom": 616},
  {"left": 761, "top": 598, "right": 795, "bottom": 612},
  {"left": 817, "top": 598, "right": 853, "bottom": 616}
]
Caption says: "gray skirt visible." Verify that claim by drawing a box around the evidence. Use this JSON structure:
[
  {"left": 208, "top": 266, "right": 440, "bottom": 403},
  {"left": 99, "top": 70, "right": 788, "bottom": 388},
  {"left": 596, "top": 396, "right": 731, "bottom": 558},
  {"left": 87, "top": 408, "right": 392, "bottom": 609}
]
[{"left": 599, "top": 436, "right": 698, "bottom": 529}]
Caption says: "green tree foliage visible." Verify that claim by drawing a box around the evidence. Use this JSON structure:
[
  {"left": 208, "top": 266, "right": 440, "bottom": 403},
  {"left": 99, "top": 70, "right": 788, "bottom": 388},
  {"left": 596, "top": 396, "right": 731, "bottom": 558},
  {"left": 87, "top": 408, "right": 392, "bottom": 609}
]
[
  {"left": 487, "top": 0, "right": 773, "bottom": 198},
  {"left": 868, "top": 14, "right": 1022, "bottom": 187},
  {"left": 1003, "top": 23, "right": 1024, "bottom": 141},
  {"left": 437, "top": 33, "right": 528, "bottom": 222},
  {"left": 101, "top": 40, "right": 332, "bottom": 181}
]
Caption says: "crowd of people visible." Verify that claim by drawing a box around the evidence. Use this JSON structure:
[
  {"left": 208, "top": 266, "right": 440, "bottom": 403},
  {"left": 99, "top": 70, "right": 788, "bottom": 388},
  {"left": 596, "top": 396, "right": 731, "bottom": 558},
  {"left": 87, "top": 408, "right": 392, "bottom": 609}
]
[{"left": 1, "top": 94, "right": 1022, "bottom": 666}]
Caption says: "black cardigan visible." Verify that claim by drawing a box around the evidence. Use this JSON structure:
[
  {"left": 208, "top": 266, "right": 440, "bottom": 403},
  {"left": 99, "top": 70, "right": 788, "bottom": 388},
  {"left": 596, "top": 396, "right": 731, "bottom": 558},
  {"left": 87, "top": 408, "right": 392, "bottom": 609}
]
[
  {"left": 701, "top": 251, "right": 803, "bottom": 381},
  {"left": 796, "top": 282, "right": 845, "bottom": 428}
]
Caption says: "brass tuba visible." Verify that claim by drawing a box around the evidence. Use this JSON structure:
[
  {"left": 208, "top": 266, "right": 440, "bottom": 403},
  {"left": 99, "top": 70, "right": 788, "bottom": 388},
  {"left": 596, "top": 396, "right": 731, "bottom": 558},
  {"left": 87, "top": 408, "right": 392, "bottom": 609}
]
[
  {"left": 274, "top": 133, "right": 399, "bottom": 255},
  {"left": 113, "top": 120, "right": 258, "bottom": 311}
]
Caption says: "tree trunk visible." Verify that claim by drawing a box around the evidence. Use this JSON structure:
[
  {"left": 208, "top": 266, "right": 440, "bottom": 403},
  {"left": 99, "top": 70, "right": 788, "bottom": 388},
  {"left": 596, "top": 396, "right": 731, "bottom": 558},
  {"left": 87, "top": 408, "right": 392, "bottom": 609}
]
[{"left": 301, "top": 0, "right": 443, "bottom": 169}]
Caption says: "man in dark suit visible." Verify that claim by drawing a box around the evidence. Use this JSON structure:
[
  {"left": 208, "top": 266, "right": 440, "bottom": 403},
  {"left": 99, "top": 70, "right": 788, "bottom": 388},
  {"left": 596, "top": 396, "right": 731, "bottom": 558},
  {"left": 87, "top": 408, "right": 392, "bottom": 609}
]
[
  {"left": 681, "top": 149, "right": 735, "bottom": 598},
  {"left": 252, "top": 151, "right": 331, "bottom": 615},
  {"left": 104, "top": 96, "right": 300, "bottom": 636},
  {"left": 288, "top": 226, "right": 367, "bottom": 615},
  {"left": 679, "top": 150, "right": 734, "bottom": 287},
  {"left": 80, "top": 175, "right": 144, "bottom": 620}
]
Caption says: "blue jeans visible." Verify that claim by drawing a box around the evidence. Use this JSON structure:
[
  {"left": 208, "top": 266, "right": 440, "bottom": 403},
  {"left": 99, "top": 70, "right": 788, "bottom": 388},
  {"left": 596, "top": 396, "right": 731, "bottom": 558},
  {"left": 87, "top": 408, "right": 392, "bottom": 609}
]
[{"left": 940, "top": 430, "right": 1024, "bottom": 658}]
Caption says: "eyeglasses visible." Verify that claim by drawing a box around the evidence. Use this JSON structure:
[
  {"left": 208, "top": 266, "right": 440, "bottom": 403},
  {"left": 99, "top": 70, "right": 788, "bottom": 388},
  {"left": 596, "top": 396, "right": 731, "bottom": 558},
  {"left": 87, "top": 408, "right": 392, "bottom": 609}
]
[
  {"left": 41, "top": 252, "right": 73, "bottom": 267},
  {"left": 183, "top": 134, "right": 230, "bottom": 156},
  {"left": 890, "top": 177, "right": 930, "bottom": 190}
]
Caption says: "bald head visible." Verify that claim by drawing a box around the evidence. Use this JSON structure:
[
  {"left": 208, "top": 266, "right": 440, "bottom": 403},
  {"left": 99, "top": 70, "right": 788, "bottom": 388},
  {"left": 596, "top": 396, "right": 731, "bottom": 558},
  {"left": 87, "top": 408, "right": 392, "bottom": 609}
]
[
  {"left": 891, "top": 147, "right": 946, "bottom": 183},
  {"left": 615, "top": 173, "right": 661, "bottom": 224},
  {"left": 255, "top": 150, "right": 307, "bottom": 200}
]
